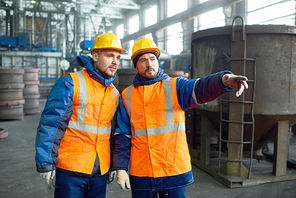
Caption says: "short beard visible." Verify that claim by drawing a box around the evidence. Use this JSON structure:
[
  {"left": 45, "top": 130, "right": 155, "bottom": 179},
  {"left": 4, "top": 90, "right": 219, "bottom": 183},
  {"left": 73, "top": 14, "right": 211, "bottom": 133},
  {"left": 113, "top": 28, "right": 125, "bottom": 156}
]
[
  {"left": 94, "top": 62, "right": 109, "bottom": 78},
  {"left": 144, "top": 68, "right": 159, "bottom": 79}
]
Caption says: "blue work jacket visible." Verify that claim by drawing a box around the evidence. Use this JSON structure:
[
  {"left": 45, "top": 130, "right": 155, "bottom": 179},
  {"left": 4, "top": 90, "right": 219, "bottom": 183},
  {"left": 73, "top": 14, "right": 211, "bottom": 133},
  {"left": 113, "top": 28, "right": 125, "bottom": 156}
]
[
  {"left": 35, "top": 55, "right": 116, "bottom": 176},
  {"left": 113, "top": 68, "right": 233, "bottom": 191}
]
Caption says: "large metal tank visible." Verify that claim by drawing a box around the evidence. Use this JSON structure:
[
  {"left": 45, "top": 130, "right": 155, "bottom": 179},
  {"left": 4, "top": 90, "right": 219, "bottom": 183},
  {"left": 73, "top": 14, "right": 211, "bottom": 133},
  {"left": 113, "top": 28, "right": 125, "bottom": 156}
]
[{"left": 192, "top": 24, "right": 296, "bottom": 154}]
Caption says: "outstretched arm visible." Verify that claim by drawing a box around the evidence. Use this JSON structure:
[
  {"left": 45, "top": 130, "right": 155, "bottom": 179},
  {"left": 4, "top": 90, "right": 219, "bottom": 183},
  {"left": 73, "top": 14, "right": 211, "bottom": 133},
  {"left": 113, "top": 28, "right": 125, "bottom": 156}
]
[
  {"left": 176, "top": 71, "right": 248, "bottom": 111},
  {"left": 176, "top": 71, "right": 232, "bottom": 110}
]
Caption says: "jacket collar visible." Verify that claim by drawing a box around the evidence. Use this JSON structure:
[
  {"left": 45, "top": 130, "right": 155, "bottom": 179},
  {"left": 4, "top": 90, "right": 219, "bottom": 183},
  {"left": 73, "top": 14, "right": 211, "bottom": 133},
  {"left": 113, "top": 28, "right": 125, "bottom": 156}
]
[{"left": 132, "top": 68, "right": 169, "bottom": 86}]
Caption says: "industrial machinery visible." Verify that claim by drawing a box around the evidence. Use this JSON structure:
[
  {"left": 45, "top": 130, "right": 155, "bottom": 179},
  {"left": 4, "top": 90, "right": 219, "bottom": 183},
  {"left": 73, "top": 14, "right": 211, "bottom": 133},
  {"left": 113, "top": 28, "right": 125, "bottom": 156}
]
[
  {"left": 0, "top": 34, "right": 27, "bottom": 48},
  {"left": 0, "top": 32, "right": 58, "bottom": 52},
  {"left": 171, "top": 51, "right": 191, "bottom": 74},
  {"left": 187, "top": 16, "right": 296, "bottom": 188}
]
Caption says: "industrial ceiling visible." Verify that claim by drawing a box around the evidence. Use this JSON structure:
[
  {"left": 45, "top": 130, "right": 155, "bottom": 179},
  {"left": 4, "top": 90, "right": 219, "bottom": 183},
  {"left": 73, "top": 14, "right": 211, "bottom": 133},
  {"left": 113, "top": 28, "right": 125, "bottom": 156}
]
[{"left": 0, "top": 0, "right": 141, "bottom": 28}]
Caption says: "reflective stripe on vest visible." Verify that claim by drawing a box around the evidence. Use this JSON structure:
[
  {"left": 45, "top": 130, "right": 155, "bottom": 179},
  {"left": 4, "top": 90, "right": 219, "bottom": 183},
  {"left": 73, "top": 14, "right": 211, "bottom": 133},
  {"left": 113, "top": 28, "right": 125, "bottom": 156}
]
[
  {"left": 56, "top": 70, "right": 118, "bottom": 175},
  {"left": 123, "top": 77, "right": 191, "bottom": 178},
  {"left": 125, "top": 78, "right": 185, "bottom": 137},
  {"left": 68, "top": 70, "right": 118, "bottom": 134}
]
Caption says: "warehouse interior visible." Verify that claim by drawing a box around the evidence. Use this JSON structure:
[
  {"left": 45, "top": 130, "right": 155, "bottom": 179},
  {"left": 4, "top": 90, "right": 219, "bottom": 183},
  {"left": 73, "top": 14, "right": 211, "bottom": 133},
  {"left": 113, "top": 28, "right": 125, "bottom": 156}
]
[{"left": 1, "top": 0, "right": 296, "bottom": 197}]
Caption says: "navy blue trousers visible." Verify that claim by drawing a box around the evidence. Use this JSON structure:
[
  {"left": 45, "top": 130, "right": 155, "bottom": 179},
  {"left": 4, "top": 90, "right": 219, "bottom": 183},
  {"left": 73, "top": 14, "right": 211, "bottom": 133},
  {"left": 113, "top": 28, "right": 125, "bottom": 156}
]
[
  {"left": 131, "top": 187, "right": 186, "bottom": 198},
  {"left": 54, "top": 168, "right": 108, "bottom": 198}
]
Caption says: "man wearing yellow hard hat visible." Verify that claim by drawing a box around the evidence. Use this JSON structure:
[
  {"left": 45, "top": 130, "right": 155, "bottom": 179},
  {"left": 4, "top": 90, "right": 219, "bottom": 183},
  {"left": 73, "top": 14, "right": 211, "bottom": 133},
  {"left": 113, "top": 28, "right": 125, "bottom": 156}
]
[
  {"left": 112, "top": 37, "right": 248, "bottom": 197},
  {"left": 35, "top": 32, "right": 126, "bottom": 198}
]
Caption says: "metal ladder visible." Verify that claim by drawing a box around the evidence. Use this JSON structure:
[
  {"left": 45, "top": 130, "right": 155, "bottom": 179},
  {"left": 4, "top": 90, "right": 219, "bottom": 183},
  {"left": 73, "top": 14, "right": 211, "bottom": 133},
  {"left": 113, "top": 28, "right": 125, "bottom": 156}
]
[{"left": 218, "top": 16, "right": 257, "bottom": 179}]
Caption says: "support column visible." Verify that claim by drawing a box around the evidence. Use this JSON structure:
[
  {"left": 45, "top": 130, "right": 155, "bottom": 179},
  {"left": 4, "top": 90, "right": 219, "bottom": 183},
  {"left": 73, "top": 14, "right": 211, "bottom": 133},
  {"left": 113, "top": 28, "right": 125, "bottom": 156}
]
[
  {"left": 155, "top": 0, "right": 167, "bottom": 50},
  {"left": 181, "top": 20, "right": 194, "bottom": 53},
  {"left": 224, "top": 0, "right": 246, "bottom": 26},
  {"left": 200, "top": 116, "right": 212, "bottom": 166},
  {"left": 182, "top": 0, "right": 194, "bottom": 52},
  {"left": 6, "top": 10, "right": 10, "bottom": 36},
  {"left": 14, "top": 0, "right": 24, "bottom": 36},
  {"left": 273, "top": 120, "right": 289, "bottom": 176}
]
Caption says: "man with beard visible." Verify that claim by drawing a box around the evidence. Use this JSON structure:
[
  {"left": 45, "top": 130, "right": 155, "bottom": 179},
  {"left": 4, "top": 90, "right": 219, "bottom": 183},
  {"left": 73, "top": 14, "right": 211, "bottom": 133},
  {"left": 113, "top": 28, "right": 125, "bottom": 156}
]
[
  {"left": 112, "top": 38, "right": 248, "bottom": 198},
  {"left": 35, "top": 33, "right": 126, "bottom": 198}
]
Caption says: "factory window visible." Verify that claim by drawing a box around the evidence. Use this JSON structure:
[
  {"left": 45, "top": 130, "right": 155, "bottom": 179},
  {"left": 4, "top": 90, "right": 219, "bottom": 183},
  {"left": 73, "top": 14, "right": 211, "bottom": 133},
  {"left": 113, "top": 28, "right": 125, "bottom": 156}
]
[
  {"left": 116, "top": 24, "right": 124, "bottom": 39},
  {"left": 247, "top": 0, "right": 295, "bottom": 25},
  {"left": 199, "top": 8, "right": 225, "bottom": 30},
  {"left": 166, "top": 22, "right": 183, "bottom": 55},
  {"left": 167, "top": 0, "right": 187, "bottom": 17},
  {"left": 128, "top": 15, "right": 139, "bottom": 34},
  {"left": 145, "top": 5, "right": 157, "bottom": 27}
]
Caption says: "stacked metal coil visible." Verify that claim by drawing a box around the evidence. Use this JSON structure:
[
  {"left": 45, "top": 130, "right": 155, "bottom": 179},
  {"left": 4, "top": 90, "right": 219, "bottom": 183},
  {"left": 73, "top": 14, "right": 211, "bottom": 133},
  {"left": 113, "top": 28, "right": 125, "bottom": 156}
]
[
  {"left": 0, "top": 69, "right": 25, "bottom": 120},
  {"left": 23, "top": 68, "right": 41, "bottom": 115},
  {"left": 0, "top": 128, "right": 8, "bottom": 140}
]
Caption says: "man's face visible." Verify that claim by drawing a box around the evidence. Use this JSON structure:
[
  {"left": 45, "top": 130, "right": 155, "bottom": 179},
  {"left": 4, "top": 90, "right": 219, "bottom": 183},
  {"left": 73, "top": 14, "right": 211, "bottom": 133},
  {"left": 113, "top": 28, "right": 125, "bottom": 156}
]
[
  {"left": 135, "top": 53, "right": 159, "bottom": 79},
  {"left": 92, "top": 49, "right": 121, "bottom": 78}
]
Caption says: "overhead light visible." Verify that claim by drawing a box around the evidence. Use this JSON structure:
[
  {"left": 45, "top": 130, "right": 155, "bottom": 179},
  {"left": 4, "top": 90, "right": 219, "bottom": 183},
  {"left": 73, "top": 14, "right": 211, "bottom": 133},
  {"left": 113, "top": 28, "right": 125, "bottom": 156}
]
[{"left": 30, "top": 0, "right": 36, "bottom": 4}]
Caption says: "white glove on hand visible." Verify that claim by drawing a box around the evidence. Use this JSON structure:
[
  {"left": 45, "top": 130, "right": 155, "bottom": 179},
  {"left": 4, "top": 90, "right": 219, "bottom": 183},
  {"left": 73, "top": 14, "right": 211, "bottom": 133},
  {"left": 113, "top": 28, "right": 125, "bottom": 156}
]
[
  {"left": 117, "top": 170, "right": 130, "bottom": 191},
  {"left": 108, "top": 170, "right": 117, "bottom": 184},
  {"left": 222, "top": 74, "right": 248, "bottom": 97},
  {"left": 39, "top": 170, "right": 55, "bottom": 184}
]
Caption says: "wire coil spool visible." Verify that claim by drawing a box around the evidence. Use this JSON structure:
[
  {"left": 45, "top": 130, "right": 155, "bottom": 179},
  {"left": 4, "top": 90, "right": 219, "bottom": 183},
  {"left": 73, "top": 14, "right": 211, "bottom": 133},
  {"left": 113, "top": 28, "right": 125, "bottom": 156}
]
[
  {"left": 0, "top": 69, "right": 25, "bottom": 120},
  {"left": 23, "top": 68, "right": 41, "bottom": 115}
]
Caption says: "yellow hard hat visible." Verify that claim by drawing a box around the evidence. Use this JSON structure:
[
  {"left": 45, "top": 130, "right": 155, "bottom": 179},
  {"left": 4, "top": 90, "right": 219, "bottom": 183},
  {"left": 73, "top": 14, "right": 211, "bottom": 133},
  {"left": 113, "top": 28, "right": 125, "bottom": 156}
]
[
  {"left": 131, "top": 38, "right": 161, "bottom": 61},
  {"left": 91, "top": 32, "right": 126, "bottom": 54}
]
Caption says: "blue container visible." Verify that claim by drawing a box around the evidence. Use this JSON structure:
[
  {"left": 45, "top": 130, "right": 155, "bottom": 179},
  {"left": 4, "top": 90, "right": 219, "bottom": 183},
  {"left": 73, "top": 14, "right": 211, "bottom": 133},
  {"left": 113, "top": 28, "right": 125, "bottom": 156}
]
[
  {"left": 80, "top": 40, "right": 94, "bottom": 50},
  {"left": 18, "top": 34, "right": 27, "bottom": 46},
  {"left": 0, "top": 36, "right": 18, "bottom": 47}
]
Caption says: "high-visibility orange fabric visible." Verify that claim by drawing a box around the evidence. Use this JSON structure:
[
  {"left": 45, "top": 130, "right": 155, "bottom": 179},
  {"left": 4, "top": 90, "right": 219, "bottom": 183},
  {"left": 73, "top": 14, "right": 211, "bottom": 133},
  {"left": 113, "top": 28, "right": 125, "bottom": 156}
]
[
  {"left": 57, "top": 70, "right": 119, "bottom": 175},
  {"left": 122, "top": 78, "right": 191, "bottom": 177}
]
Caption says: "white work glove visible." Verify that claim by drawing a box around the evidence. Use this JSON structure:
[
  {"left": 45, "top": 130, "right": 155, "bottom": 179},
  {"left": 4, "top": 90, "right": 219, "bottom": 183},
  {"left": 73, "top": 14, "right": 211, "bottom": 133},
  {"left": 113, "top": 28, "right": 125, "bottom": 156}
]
[
  {"left": 39, "top": 170, "right": 55, "bottom": 184},
  {"left": 116, "top": 170, "right": 130, "bottom": 191},
  {"left": 108, "top": 170, "right": 117, "bottom": 184},
  {"left": 222, "top": 73, "right": 248, "bottom": 97}
]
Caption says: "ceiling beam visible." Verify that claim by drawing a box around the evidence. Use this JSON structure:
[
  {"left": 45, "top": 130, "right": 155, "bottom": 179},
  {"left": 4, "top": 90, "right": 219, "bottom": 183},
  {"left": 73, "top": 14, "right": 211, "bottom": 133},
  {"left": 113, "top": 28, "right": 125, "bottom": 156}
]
[
  {"left": 99, "top": 2, "right": 140, "bottom": 10},
  {"left": 40, "top": 0, "right": 74, "bottom": 3},
  {"left": 122, "top": 0, "right": 243, "bottom": 43},
  {"left": 23, "top": 8, "right": 122, "bottom": 18},
  {"left": 0, "top": 6, "right": 10, "bottom": 10}
]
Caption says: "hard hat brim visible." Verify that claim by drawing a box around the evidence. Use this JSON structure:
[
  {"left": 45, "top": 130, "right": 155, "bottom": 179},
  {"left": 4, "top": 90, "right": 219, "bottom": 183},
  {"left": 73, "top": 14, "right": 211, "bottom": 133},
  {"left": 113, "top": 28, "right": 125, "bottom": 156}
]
[
  {"left": 131, "top": 48, "right": 161, "bottom": 61},
  {"left": 91, "top": 47, "right": 126, "bottom": 54}
]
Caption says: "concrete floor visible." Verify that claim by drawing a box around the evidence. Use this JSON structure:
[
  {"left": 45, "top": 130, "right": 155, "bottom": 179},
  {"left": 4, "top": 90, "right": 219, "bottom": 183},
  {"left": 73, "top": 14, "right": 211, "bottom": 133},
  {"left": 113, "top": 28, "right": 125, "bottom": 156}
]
[{"left": 1, "top": 99, "right": 296, "bottom": 198}]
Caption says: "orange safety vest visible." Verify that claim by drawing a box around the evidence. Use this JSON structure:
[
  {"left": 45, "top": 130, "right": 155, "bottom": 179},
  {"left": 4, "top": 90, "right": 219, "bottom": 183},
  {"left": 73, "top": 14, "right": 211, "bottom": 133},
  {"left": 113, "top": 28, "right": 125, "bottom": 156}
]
[
  {"left": 56, "top": 70, "right": 119, "bottom": 175},
  {"left": 122, "top": 78, "right": 191, "bottom": 178}
]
